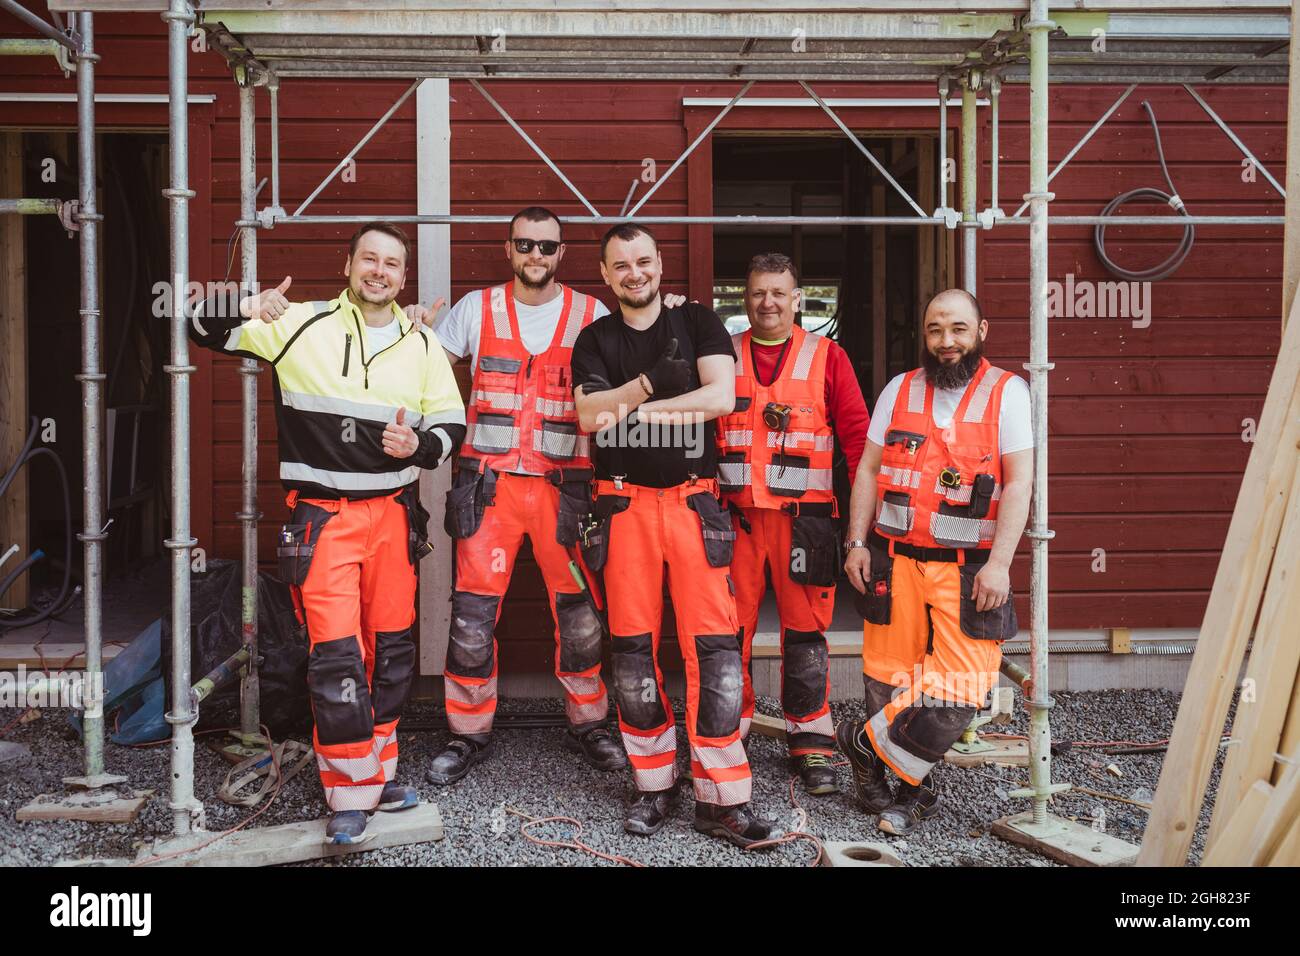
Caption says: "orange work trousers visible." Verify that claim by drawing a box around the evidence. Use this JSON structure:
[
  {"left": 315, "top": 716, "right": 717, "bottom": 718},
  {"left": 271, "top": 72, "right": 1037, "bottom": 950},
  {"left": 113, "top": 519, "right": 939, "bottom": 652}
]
[
  {"left": 599, "top": 478, "right": 749, "bottom": 807},
  {"left": 293, "top": 490, "right": 417, "bottom": 813},
  {"left": 444, "top": 473, "right": 608, "bottom": 739},
  {"left": 861, "top": 552, "right": 1003, "bottom": 785},
  {"left": 731, "top": 507, "right": 834, "bottom": 756}
]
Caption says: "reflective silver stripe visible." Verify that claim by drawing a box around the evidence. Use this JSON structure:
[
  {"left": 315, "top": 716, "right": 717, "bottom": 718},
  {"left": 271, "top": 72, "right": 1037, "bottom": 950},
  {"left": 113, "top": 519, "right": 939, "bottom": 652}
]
[
  {"left": 789, "top": 331, "right": 820, "bottom": 381},
  {"left": 867, "top": 707, "right": 935, "bottom": 783},
  {"left": 623, "top": 725, "right": 676, "bottom": 759},
  {"left": 693, "top": 775, "right": 752, "bottom": 807},
  {"left": 907, "top": 371, "right": 927, "bottom": 414},
  {"left": 739, "top": 715, "right": 752, "bottom": 739},
  {"left": 692, "top": 737, "right": 748, "bottom": 771},
  {"left": 422, "top": 407, "right": 467, "bottom": 427},
  {"left": 536, "top": 396, "right": 576, "bottom": 417},
  {"left": 786, "top": 710, "right": 834, "bottom": 739},
  {"left": 489, "top": 285, "right": 511, "bottom": 340},
  {"left": 559, "top": 291, "right": 589, "bottom": 348},
  {"left": 929, "top": 511, "right": 986, "bottom": 548},
  {"left": 879, "top": 464, "right": 922, "bottom": 489},
  {"left": 317, "top": 750, "right": 381, "bottom": 782},
  {"left": 718, "top": 460, "right": 751, "bottom": 489},
  {"left": 374, "top": 730, "right": 398, "bottom": 754},
  {"left": 468, "top": 419, "right": 520, "bottom": 455},
  {"left": 935, "top": 478, "right": 1003, "bottom": 504},
  {"left": 765, "top": 463, "right": 833, "bottom": 493},
  {"left": 281, "top": 391, "right": 423, "bottom": 425},
  {"left": 444, "top": 673, "right": 497, "bottom": 707},
  {"left": 876, "top": 498, "right": 914, "bottom": 535},
  {"left": 633, "top": 762, "right": 679, "bottom": 792},
  {"left": 430, "top": 426, "right": 455, "bottom": 464},
  {"left": 323, "top": 782, "right": 385, "bottom": 812},
  {"left": 731, "top": 331, "right": 746, "bottom": 374},
  {"left": 765, "top": 431, "right": 833, "bottom": 451},
  {"left": 533, "top": 427, "right": 578, "bottom": 460},
  {"left": 280, "top": 461, "right": 419, "bottom": 490},
  {"left": 381, "top": 757, "right": 397, "bottom": 780},
  {"left": 963, "top": 366, "right": 1006, "bottom": 424},
  {"left": 474, "top": 389, "right": 523, "bottom": 411},
  {"left": 724, "top": 429, "right": 753, "bottom": 446}
]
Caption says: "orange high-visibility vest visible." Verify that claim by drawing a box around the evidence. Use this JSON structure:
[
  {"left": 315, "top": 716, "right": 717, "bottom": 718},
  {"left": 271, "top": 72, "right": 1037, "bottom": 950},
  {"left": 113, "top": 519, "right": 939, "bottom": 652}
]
[
  {"left": 874, "top": 358, "right": 1011, "bottom": 550},
  {"left": 717, "top": 324, "right": 835, "bottom": 510},
  {"left": 462, "top": 283, "right": 598, "bottom": 475}
]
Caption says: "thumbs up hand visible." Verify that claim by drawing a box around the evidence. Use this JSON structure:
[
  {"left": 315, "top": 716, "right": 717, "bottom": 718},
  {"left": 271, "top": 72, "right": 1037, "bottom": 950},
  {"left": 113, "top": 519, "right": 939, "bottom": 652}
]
[
  {"left": 645, "top": 336, "right": 692, "bottom": 398},
  {"left": 403, "top": 296, "right": 446, "bottom": 330},
  {"left": 382, "top": 406, "right": 419, "bottom": 459},
  {"left": 241, "top": 276, "right": 294, "bottom": 324}
]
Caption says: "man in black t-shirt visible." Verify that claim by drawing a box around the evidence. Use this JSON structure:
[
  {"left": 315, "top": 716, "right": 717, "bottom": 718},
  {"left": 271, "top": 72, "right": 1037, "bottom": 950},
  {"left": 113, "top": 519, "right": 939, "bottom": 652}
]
[{"left": 571, "top": 223, "right": 774, "bottom": 848}]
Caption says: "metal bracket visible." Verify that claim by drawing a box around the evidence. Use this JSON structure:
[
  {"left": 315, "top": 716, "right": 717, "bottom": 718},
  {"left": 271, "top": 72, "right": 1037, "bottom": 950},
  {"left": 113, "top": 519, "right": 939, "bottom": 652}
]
[
  {"left": 978, "top": 208, "right": 1004, "bottom": 229},
  {"left": 59, "top": 199, "right": 80, "bottom": 235},
  {"left": 934, "top": 206, "right": 960, "bottom": 229}
]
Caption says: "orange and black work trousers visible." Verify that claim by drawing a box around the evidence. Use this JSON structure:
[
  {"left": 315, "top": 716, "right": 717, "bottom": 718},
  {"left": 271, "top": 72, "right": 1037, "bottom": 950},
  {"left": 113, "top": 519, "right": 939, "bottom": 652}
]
[
  {"left": 593, "top": 478, "right": 750, "bottom": 807},
  {"left": 731, "top": 506, "right": 834, "bottom": 756},
  {"left": 288, "top": 490, "right": 417, "bottom": 813},
  {"left": 444, "top": 472, "right": 608, "bottom": 740},
  {"left": 859, "top": 538, "right": 1013, "bottom": 786}
]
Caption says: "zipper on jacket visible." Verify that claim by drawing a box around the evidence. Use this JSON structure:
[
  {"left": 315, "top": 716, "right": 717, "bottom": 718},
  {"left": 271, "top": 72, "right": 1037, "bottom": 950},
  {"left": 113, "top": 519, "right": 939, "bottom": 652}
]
[
  {"left": 526, "top": 354, "right": 535, "bottom": 379},
  {"left": 342, "top": 333, "right": 352, "bottom": 377},
  {"left": 352, "top": 312, "right": 413, "bottom": 390}
]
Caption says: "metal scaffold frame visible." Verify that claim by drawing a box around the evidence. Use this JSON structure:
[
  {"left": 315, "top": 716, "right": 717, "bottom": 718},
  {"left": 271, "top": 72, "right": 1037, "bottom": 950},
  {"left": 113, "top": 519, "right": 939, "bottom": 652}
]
[{"left": 19, "top": 0, "right": 1295, "bottom": 865}]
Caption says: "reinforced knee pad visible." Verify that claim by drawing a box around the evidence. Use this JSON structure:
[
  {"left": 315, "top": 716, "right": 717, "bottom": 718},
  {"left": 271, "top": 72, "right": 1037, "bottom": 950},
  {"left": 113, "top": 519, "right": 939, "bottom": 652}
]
[
  {"left": 890, "top": 695, "right": 978, "bottom": 763},
  {"left": 447, "top": 590, "right": 499, "bottom": 679},
  {"left": 555, "top": 591, "right": 603, "bottom": 674},
  {"left": 372, "top": 629, "right": 415, "bottom": 725},
  {"left": 694, "top": 633, "right": 743, "bottom": 738},
  {"left": 307, "top": 637, "right": 372, "bottom": 745},
  {"left": 781, "top": 628, "right": 828, "bottom": 718},
  {"left": 610, "top": 632, "right": 666, "bottom": 730},
  {"left": 863, "top": 674, "right": 898, "bottom": 718}
]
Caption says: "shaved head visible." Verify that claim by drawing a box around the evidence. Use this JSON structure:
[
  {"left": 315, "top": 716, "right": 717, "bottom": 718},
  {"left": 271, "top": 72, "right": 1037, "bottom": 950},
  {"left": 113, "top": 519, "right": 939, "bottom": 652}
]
[{"left": 921, "top": 288, "right": 987, "bottom": 389}]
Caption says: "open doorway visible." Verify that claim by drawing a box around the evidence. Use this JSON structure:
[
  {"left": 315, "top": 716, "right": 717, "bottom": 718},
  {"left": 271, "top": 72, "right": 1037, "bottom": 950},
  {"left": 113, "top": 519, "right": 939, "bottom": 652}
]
[{"left": 1, "top": 130, "right": 169, "bottom": 641}]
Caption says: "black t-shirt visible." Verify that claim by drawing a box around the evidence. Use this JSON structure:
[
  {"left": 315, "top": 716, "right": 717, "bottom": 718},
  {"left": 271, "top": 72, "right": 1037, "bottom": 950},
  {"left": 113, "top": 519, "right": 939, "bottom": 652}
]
[{"left": 571, "top": 302, "right": 735, "bottom": 488}]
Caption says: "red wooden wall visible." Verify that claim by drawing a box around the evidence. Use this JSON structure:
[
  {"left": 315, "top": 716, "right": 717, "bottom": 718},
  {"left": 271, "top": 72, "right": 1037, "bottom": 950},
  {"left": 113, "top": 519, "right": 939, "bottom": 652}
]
[{"left": 2, "top": 8, "right": 1283, "bottom": 663}]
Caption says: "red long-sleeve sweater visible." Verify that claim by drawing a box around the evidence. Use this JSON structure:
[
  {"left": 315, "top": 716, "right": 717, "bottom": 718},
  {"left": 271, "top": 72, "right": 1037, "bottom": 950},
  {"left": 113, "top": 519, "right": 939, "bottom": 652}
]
[{"left": 748, "top": 337, "right": 870, "bottom": 475}]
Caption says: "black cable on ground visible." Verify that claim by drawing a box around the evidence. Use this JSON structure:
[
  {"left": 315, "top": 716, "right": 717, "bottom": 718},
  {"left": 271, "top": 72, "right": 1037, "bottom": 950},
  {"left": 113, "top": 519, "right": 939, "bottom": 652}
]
[{"left": 1094, "top": 100, "right": 1195, "bottom": 282}]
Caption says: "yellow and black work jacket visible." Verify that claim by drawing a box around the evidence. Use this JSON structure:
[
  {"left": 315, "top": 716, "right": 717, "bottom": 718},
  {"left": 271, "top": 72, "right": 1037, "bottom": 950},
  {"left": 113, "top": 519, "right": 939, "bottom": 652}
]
[{"left": 189, "top": 290, "right": 466, "bottom": 499}]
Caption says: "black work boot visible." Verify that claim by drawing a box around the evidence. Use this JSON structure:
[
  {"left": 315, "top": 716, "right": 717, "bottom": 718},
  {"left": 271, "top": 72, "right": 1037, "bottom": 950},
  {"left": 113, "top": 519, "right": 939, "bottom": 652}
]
[
  {"left": 877, "top": 774, "right": 940, "bottom": 835},
  {"left": 624, "top": 782, "right": 679, "bottom": 836},
  {"left": 693, "top": 802, "right": 775, "bottom": 849},
  {"left": 791, "top": 752, "right": 840, "bottom": 796},
  {"left": 425, "top": 737, "right": 491, "bottom": 786},
  {"left": 835, "top": 719, "right": 894, "bottom": 812},
  {"left": 562, "top": 725, "right": 628, "bottom": 771}
]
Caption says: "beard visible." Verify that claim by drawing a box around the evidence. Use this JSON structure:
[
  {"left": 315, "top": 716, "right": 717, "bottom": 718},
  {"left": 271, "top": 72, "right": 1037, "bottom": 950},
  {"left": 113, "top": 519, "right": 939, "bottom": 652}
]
[
  {"left": 351, "top": 278, "right": 398, "bottom": 308},
  {"left": 615, "top": 279, "right": 659, "bottom": 310},
  {"left": 514, "top": 260, "right": 557, "bottom": 290},
  {"left": 923, "top": 337, "right": 984, "bottom": 389}
]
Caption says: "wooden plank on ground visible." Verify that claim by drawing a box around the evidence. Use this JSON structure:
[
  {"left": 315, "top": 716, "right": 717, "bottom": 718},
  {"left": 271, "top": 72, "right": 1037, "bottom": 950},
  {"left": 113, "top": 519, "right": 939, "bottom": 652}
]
[
  {"left": 992, "top": 812, "right": 1139, "bottom": 867},
  {"left": 1138, "top": 304, "right": 1300, "bottom": 866},
  {"left": 0, "top": 641, "right": 125, "bottom": 669},
  {"left": 1203, "top": 780, "right": 1274, "bottom": 866},
  {"left": 17, "top": 789, "right": 154, "bottom": 824}
]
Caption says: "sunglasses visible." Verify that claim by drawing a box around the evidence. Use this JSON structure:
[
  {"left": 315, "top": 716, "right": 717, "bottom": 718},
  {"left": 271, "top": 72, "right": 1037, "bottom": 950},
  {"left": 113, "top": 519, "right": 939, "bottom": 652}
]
[{"left": 512, "top": 238, "right": 561, "bottom": 256}]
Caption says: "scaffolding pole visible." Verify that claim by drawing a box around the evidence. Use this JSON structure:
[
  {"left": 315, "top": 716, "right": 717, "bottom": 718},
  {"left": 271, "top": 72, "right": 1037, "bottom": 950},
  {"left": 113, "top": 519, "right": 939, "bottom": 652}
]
[
  {"left": 163, "top": 0, "right": 200, "bottom": 837},
  {"left": 961, "top": 71, "right": 979, "bottom": 292},
  {"left": 236, "top": 78, "right": 263, "bottom": 749}
]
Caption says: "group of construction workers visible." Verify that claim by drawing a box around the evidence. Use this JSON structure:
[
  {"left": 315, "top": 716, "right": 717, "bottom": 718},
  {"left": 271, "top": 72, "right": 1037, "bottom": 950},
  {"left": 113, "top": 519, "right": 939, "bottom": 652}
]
[{"left": 189, "top": 206, "right": 1032, "bottom": 848}]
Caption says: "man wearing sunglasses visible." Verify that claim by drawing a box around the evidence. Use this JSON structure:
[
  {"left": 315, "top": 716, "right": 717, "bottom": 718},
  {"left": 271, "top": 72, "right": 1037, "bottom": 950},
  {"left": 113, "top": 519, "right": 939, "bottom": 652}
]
[{"left": 424, "top": 206, "right": 627, "bottom": 785}]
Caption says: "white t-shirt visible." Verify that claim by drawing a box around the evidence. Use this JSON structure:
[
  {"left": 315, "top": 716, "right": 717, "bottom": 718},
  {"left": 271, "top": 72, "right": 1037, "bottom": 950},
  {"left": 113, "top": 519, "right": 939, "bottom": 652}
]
[
  {"left": 363, "top": 316, "right": 403, "bottom": 352},
  {"left": 434, "top": 287, "right": 610, "bottom": 373},
  {"left": 867, "top": 369, "right": 1034, "bottom": 456}
]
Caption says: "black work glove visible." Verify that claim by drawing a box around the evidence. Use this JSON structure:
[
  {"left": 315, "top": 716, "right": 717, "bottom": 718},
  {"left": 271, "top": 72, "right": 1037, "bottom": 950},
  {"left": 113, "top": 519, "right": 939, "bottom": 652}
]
[{"left": 645, "top": 337, "right": 692, "bottom": 399}]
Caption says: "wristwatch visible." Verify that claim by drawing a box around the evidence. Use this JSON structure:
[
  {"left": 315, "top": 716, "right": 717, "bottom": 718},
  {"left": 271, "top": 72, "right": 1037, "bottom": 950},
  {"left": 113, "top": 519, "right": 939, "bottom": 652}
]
[{"left": 844, "top": 538, "right": 868, "bottom": 550}]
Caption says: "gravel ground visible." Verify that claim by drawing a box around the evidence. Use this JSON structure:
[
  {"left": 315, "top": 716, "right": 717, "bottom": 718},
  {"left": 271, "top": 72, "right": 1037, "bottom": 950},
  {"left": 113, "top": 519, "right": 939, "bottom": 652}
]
[{"left": 0, "top": 689, "right": 1229, "bottom": 867}]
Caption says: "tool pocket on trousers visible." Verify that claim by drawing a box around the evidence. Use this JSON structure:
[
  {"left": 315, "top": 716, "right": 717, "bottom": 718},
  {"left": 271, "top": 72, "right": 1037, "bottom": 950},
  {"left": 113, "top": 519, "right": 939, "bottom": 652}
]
[
  {"left": 398, "top": 485, "right": 433, "bottom": 566},
  {"left": 876, "top": 491, "right": 914, "bottom": 536},
  {"left": 539, "top": 419, "right": 578, "bottom": 460},
  {"left": 788, "top": 514, "right": 841, "bottom": 587},
  {"left": 959, "top": 564, "right": 1018, "bottom": 640},
  {"left": 717, "top": 452, "right": 748, "bottom": 495},
  {"left": 855, "top": 544, "right": 893, "bottom": 626},
  {"left": 765, "top": 453, "right": 810, "bottom": 498},
  {"left": 471, "top": 412, "right": 516, "bottom": 455},
  {"left": 444, "top": 469, "right": 486, "bottom": 540},
  {"left": 555, "top": 478, "right": 594, "bottom": 548},
  {"left": 686, "top": 492, "right": 737, "bottom": 568},
  {"left": 277, "top": 502, "right": 336, "bottom": 587},
  {"left": 579, "top": 495, "right": 630, "bottom": 572}
]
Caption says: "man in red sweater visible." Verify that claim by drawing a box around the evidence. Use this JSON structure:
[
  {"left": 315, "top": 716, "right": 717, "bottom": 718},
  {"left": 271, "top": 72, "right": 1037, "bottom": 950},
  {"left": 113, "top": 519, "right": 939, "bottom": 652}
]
[{"left": 717, "top": 253, "right": 869, "bottom": 794}]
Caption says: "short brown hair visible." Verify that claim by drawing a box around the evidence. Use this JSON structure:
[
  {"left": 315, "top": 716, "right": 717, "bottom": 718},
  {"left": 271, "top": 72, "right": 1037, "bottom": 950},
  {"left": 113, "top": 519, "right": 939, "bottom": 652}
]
[
  {"left": 348, "top": 221, "right": 410, "bottom": 264},
  {"left": 509, "top": 206, "right": 562, "bottom": 241},
  {"left": 600, "top": 222, "right": 658, "bottom": 262},
  {"left": 746, "top": 252, "right": 799, "bottom": 286}
]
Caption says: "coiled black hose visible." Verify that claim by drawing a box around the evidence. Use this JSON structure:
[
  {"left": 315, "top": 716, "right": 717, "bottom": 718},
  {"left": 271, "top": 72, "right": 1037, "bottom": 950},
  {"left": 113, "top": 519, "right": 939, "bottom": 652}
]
[
  {"left": 1094, "top": 101, "right": 1195, "bottom": 282},
  {"left": 0, "top": 417, "right": 75, "bottom": 629}
]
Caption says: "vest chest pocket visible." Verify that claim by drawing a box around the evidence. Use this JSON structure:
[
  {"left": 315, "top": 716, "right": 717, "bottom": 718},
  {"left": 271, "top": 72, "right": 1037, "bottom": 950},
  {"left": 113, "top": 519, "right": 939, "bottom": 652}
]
[
  {"left": 717, "top": 452, "right": 749, "bottom": 494},
  {"left": 719, "top": 395, "right": 753, "bottom": 453},
  {"left": 876, "top": 491, "right": 914, "bottom": 536},
  {"left": 539, "top": 419, "right": 578, "bottom": 460},
  {"left": 474, "top": 355, "right": 523, "bottom": 415},
  {"left": 765, "top": 452, "right": 811, "bottom": 497},
  {"left": 471, "top": 412, "right": 517, "bottom": 455}
]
